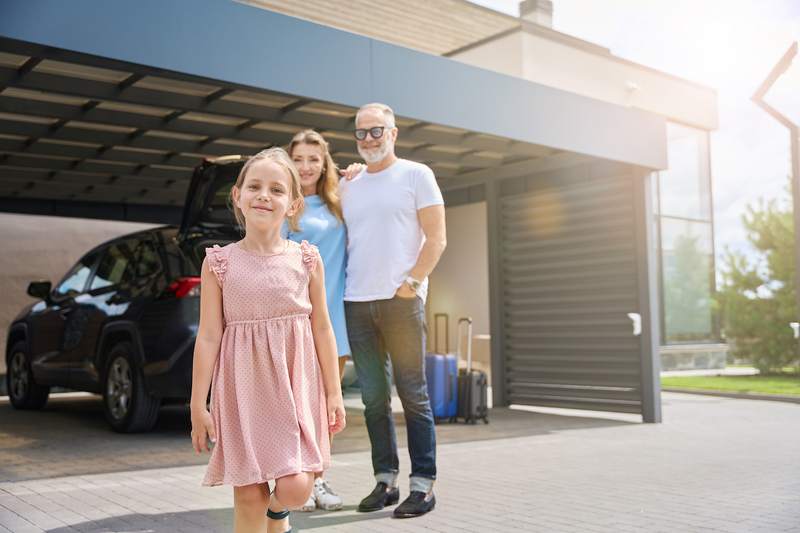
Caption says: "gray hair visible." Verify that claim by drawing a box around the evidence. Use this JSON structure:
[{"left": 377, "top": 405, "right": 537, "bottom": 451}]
[{"left": 356, "top": 102, "right": 396, "bottom": 129}]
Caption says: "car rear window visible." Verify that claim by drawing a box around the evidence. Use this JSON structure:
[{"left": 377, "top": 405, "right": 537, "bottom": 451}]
[{"left": 204, "top": 181, "right": 236, "bottom": 224}]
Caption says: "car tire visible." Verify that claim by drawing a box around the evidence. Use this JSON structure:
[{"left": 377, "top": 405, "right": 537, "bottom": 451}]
[
  {"left": 102, "top": 341, "right": 160, "bottom": 433},
  {"left": 6, "top": 341, "right": 50, "bottom": 410}
]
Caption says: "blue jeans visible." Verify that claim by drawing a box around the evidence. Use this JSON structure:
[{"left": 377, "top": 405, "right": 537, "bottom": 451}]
[{"left": 345, "top": 296, "right": 437, "bottom": 487}]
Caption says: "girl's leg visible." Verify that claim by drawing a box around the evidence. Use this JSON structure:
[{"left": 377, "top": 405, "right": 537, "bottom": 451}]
[
  {"left": 298, "top": 475, "right": 317, "bottom": 512},
  {"left": 269, "top": 473, "right": 314, "bottom": 532},
  {"left": 233, "top": 483, "right": 269, "bottom": 533},
  {"left": 311, "top": 356, "right": 349, "bottom": 509},
  {"left": 302, "top": 356, "right": 349, "bottom": 512},
  {"left": 273, "top": 472, "right": 314, "bottom": 508}
]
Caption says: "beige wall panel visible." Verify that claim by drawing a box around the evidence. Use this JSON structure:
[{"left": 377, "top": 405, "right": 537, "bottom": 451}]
[
  {"left": 449, "top": 32, "right": 524, "bottom": 78},
  {"left": 427, "top": 201, "right": 490, "bottom": 370},
  {"left": 453, "top": 31, "right": 717, "bottom": 130},
  {"left": 237, "top": 0, "right": 518, "bottom": 55},
  {"left": 520, "top": 33, "right": 718, "bottom": 130}
]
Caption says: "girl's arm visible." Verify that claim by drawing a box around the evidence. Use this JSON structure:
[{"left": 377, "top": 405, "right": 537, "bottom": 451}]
[
  {"left": 308, "top": 256, "right": 346, "bottom": 434},
  {"left": 190, "top": 257, "right": 224, "bottom": 453}
]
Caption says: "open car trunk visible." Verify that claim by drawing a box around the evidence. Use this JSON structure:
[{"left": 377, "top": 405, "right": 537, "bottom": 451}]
[{"left": 178, "top": 155, "right": 247, "bottom": 267}]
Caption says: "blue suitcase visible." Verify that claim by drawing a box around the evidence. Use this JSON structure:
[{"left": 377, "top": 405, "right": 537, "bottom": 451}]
[{"left": 426, "top": 313, "right": 458, "bottom": 422}]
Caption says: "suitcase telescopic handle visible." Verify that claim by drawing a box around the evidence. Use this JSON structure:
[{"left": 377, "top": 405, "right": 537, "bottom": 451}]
[
  {"left": 457, "top": 317, "right": 473, "bottom": 370},
  {"left": 434, "top": 313, "right": 449, "bottom": 353}
]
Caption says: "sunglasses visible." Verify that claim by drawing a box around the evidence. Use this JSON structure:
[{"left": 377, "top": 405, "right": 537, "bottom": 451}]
[{"left": 353, "top": 126, "right": 387, "bottom": 141}]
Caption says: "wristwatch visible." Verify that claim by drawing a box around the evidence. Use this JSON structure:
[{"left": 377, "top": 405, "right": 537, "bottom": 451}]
[{"left": 405, "top": 276, "right": 422, "bottom": 294}]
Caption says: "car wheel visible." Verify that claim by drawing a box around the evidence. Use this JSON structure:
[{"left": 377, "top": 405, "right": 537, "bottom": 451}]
[
  {"left": 7, "top": 341, "right": 50, "bottom": 410},
  {"left": 102, "top": 342, "right": 160, "bottom": 433}
]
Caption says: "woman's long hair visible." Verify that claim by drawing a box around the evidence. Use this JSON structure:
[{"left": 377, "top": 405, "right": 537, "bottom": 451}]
[{"left": 287, "top": 129, "right": 343, "bottom": 222}]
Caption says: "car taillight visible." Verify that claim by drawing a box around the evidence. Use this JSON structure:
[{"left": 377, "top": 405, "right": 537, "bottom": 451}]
[{"left": 168, "top": 277, "right": 201, "bottom": 298}]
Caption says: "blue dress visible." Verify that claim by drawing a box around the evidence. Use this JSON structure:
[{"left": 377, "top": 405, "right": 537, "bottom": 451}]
[{"left": 285, "top": 195, "right": 350, "bottom": 357}]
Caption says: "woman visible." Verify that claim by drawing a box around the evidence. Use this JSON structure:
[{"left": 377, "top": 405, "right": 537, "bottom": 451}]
[{"left": 285, "top": 129, "right": 362, "bottom": 512}]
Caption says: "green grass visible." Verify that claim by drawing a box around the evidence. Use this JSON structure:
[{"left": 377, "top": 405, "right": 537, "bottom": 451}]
[{"left": 661, "top": 375, "right": 800, "bottom": 396}]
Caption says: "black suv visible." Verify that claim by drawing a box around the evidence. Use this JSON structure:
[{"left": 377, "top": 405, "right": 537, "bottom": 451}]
[{"left": 5, "top": 156, "right": 247, "bottom": 432}]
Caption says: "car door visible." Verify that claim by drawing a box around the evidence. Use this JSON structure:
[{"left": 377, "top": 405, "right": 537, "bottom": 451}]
[
  {"left": 126, "top": 234, "right": 170, "bottom": 363},
  {"left": 69, "top": 239, "right": 138, "bottom": 389},
  {"left": 27, "top": 251, "right": 99, "bottom": 386}
]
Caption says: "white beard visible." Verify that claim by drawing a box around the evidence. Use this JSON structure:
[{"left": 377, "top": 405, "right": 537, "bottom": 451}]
[{"left": 358, "top": 141, "right": 392, "bottom": 165}]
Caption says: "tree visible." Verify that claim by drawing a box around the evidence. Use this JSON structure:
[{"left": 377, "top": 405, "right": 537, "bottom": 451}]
[
  {"left": 717, "top": 184, "right": 798, "bottom": 373},
  {"left": 664, "top": 232, "right": 714, "bottom": 342}
]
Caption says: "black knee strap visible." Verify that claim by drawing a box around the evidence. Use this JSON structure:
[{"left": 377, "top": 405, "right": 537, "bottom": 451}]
[{"left": 266, "top": 508, "right": 290, "bottom": 520}]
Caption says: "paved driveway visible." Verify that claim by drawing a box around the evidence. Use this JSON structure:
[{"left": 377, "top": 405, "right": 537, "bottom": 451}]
[{"left": 1, "top": 392, "right": 798, "bottom": 532}]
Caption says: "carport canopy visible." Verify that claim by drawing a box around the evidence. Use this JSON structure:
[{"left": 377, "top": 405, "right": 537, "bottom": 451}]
[{"left": 0, "top": 0, "right": 666, "bottom": 223}]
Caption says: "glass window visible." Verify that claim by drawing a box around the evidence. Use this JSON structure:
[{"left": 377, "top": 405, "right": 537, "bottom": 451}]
[
  {"left": 90, "top": 242, "right": 135, "bottom": 290},
  {"left": 207, "top": 181, "right": 235, "bottom": 223},
  {"left": 660, "top": 217, "right": 715, "bottom": 342},
  {"left": 658, "top": 123, "right": 711, "bottom": 221},
  {"left": 130, "top": 238, "right": 162, "bottom": 279},
  {"left": 182, "top": 165, "right": 237, "bottom": 226},
  {"left": 53, "top": 253, "right": 98, "bottom": 298}
]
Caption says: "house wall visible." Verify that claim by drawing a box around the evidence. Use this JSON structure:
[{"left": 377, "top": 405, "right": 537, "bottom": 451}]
[
  {"left": 447, "top": 31, "right": 524, "bottom": 79},
  {"left": 239, "top": 0, "right": 715, "bottom": 130},
  {"left": 236, "top": 0, "right": 518, "bottom": 56},
  {"left": 452, "top": 27, "right": 718, "bottom": 131}
]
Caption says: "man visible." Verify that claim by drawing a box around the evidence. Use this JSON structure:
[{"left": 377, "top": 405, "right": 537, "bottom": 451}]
[{"left": 340, "top": 103, "right": 447, "bottom": 518}]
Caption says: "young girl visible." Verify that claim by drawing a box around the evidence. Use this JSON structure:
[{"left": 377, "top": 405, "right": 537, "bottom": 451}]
[
  {"left": 190, "top": 147, "right": 346, "bottom": 533},
  {"left": 285, "top": 129, "right": 362, "bottom": 512}
]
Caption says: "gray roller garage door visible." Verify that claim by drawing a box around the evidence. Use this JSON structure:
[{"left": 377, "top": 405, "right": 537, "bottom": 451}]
[{"left": 499, "top": 164, "right": 655, "bottom": 415}]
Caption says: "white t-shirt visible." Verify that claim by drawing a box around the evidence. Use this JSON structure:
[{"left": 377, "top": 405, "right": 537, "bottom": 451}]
[{"left": 340, "top": 158, "right": 443, "bottom": 303}]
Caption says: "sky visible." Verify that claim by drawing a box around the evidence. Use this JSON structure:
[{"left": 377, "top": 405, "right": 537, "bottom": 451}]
[{"left": 469, "top": 0, "right": 800, "bottom": 270}]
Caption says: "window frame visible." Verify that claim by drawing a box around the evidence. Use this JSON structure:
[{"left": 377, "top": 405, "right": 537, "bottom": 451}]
[
  {"left": 51, "top": 251, "right": 101, "bottom": 301},
  {"left": 655, "top": 123, "right": 720, "bottom": 345},
  {"left": 128, "top": 234, "right": 165, "bottom": 285}
]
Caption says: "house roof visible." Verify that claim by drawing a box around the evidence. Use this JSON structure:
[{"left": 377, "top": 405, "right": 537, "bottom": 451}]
[{"left": 0, "top": 0, "right": 665, "bottom": 222}]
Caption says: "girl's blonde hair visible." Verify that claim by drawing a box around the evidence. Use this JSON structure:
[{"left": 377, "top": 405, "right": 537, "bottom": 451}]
[
  {"left": 287, "top": 129, "right": 343, "bottom": 222},
  {"left": 230, "top": 147, "right": 304, "bottom": 232}
]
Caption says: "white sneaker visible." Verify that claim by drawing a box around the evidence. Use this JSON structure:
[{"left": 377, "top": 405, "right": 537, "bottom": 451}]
[
  {"left": 298, "top": 493, "right": 316, "bottom": 512},
  {"left": 313, "top": 478, "right": 343, "bottom": 511}
]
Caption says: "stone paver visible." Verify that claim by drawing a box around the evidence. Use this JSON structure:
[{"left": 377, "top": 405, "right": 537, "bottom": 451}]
[
  {"left": 0, "top": 390, "right": 613, "bottom": 483},
  {"left": 0, "top": 392, "right": 798, "bottom": 532}
]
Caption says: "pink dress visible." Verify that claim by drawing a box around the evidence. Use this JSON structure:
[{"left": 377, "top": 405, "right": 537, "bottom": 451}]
[{"left": 202, "top": 240, "right": 331, "bottom": 487}]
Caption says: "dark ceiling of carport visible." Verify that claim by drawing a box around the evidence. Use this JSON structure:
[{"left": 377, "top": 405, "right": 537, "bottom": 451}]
[{"left": 0, "top": 39, "right": 556, "bottom": 216}]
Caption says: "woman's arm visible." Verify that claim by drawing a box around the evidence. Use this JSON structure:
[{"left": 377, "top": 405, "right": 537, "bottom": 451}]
[
  {"left": 308, "top": 256, "right": 346, "bottom": 434},
  {"left": 190, "top": 257, "right": 224, "bottom": 453}
]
